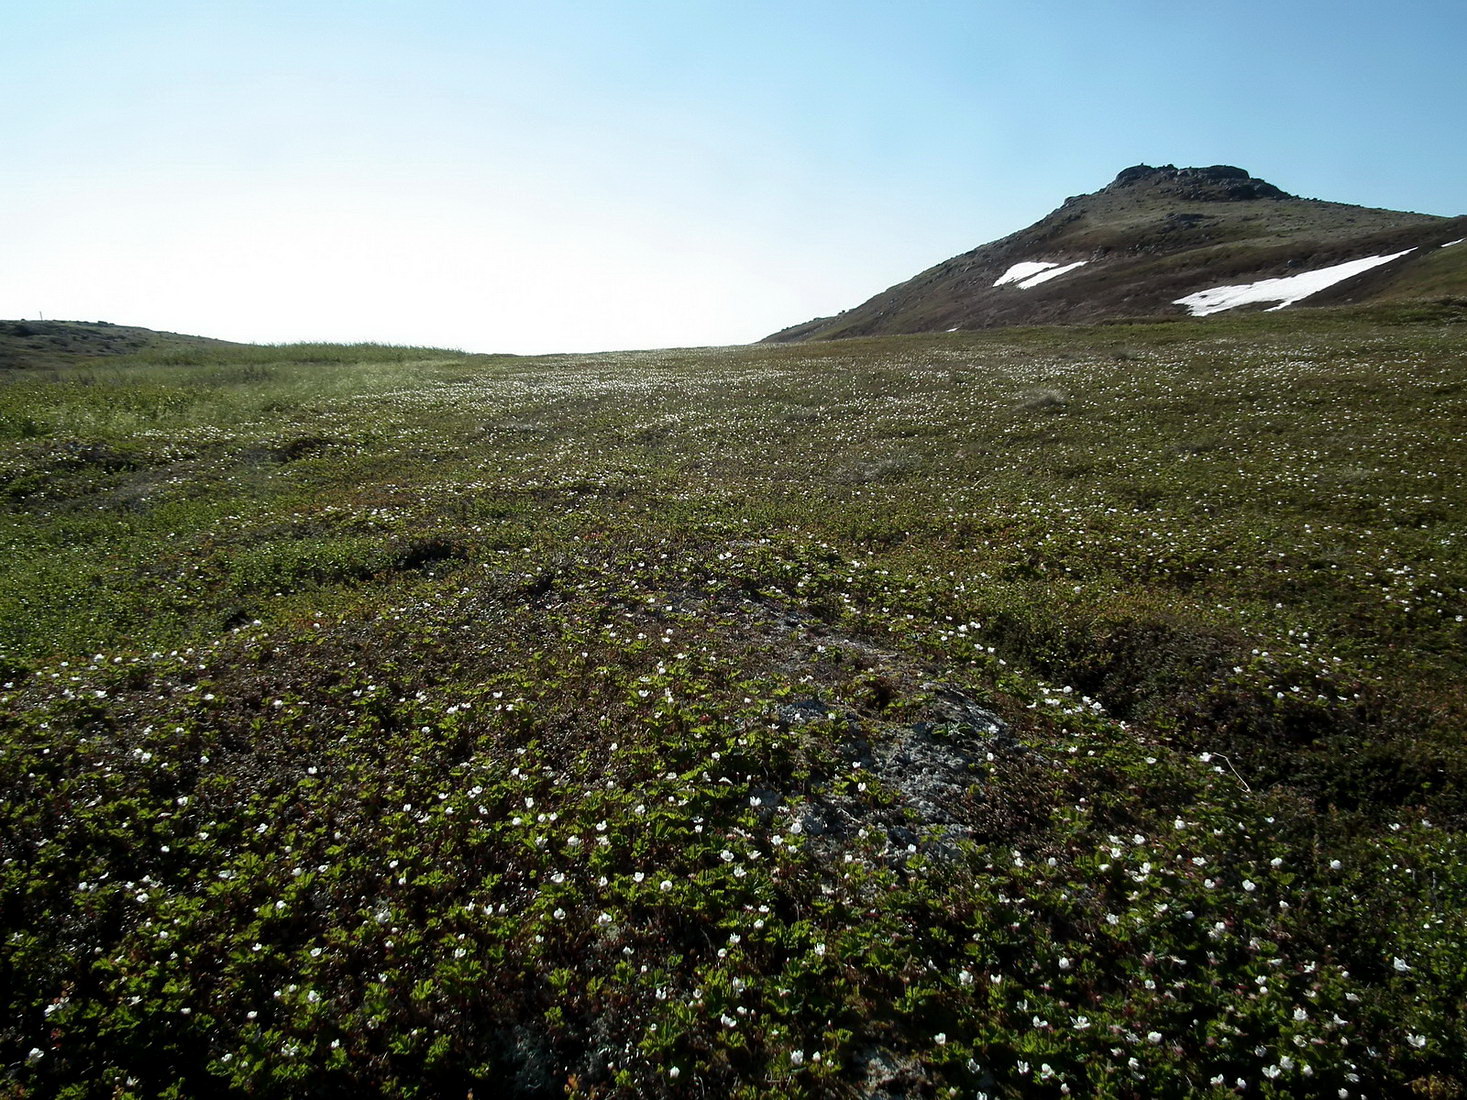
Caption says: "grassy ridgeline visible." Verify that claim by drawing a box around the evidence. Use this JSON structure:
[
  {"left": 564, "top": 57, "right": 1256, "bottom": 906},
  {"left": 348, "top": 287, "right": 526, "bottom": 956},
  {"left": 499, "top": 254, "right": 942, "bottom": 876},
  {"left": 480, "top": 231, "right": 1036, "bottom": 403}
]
[{"left": 2, "top": 312, "right": 1465, "bottom": 1097}]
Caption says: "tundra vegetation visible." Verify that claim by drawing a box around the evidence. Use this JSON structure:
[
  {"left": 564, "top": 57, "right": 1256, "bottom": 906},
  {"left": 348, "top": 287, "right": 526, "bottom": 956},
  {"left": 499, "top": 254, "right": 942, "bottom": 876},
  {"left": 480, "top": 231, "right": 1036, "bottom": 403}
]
[{"left": 2, "top": 305, "right": 1465, "bottom": 1098}]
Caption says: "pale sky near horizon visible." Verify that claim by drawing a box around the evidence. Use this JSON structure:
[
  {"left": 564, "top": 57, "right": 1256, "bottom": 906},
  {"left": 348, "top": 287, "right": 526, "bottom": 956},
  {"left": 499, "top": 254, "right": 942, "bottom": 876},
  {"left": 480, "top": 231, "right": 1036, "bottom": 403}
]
[{"left": 3, "top": 0, "right": 1464, "bottom": 354}]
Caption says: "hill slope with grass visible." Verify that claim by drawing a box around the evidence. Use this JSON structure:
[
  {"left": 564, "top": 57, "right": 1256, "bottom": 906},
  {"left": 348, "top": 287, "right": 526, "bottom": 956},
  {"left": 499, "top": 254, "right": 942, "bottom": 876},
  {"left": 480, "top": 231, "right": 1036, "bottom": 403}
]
[
  {"left": 0, "top": 320, "right": 237, "bottom": 371},
  {"left": 765, "top": 165, "right": 1467, "bottom": 341},
  {"left": 3, "top": 308, "right": 1466, "bottom": 1097}
]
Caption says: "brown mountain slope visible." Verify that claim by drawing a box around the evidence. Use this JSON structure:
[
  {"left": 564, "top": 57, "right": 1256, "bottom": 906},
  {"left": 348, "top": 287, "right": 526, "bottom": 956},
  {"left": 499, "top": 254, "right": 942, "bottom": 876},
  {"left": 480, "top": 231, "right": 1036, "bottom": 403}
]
[{"left": 764, "top": 165, "right": 1466, "bottom": 341}]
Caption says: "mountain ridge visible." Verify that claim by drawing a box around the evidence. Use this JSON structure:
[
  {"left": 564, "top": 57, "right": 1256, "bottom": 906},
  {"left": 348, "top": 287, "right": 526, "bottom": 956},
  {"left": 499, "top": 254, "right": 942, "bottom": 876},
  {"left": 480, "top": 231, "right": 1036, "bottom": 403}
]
[{"left": 764, "top": 165, "right": 1467, "bottom": 341}]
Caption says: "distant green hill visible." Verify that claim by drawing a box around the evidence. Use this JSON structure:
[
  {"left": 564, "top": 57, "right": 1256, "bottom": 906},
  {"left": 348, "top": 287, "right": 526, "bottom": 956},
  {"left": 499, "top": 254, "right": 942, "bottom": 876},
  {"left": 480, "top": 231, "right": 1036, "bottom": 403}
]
[
  {"left": 0, "top": 319, "right": 235, "bottom": 371},
  {"left": 766, "top": 165, "right": 1467, "bottom": 340}
]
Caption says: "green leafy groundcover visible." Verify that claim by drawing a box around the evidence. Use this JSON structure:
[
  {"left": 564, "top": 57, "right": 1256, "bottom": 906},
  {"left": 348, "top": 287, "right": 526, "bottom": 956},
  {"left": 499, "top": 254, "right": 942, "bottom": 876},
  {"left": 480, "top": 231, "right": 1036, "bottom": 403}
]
[{"left": 2, "top": 315, "right": 1465, "bottom": 1097}]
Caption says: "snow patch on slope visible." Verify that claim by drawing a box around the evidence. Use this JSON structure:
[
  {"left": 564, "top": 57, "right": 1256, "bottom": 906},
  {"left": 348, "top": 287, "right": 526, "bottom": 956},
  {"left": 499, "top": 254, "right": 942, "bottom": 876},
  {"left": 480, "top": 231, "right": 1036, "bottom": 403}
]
[
  {"left": 994, "top": 261, "right": 1059, "bottom": 287},
  {"left": 1017, "top": 260, "right": 1088, "bottom": 287},
  {"left": 1174, "top": 249, "right": 1417, "bottom": 317},
  {"left": 994, "top": 260, "right": 1090, "bottom": 289},
  {"left": 1442, "top": 238, "right": 1465, "bottom": 248}
]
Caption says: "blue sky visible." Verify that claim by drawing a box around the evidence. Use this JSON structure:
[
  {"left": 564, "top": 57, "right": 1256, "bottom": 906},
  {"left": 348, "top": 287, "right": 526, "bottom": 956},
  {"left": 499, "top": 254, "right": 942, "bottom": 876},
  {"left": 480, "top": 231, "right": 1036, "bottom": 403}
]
[{"left": 3, "top": 0, "right": 1463, "bottom": 353}]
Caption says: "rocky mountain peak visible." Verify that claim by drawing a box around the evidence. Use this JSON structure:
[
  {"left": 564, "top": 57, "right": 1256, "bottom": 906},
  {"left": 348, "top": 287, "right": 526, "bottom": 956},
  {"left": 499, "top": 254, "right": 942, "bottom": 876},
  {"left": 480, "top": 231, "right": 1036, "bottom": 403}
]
[
  {"left": 763, "top": 165, "right": 1460, "bottom": 343},
  {"left": 1105, "top": 163, "right": 1291, "bottom": 201}
]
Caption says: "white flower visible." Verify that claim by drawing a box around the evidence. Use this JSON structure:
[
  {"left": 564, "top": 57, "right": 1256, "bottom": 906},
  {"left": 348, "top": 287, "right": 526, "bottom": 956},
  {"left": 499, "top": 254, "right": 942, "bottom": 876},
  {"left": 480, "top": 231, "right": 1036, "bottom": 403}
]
[
  {"left": 1407, "top": 1033, "right": 1426, "bottom": 1049},
  {"left": 1147, "top": 1031, "right": 1163, "bottom": 1044},
  {"left": 934, "top": 1032, "right": 947, "bottom": 1045},
  {"left": 790, "top": 1050, "right": 804, "bottom": 1066},
  {"left": 1242, "top": 879, "right": 1257, "bottom": 892},
  {"left": 1393, "top": 956, "right": 1411, "bottom": 972}
]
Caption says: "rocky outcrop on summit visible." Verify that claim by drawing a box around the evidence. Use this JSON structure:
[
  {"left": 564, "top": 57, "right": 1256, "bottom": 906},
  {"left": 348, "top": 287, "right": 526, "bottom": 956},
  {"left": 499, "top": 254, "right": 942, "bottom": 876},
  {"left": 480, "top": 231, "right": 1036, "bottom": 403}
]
[
  {"left": 1104, "top": 164, "right": 1292, "bottom": 202},
  {"left": 764, "top": 165, "right": 1465, "bottom": 342}
]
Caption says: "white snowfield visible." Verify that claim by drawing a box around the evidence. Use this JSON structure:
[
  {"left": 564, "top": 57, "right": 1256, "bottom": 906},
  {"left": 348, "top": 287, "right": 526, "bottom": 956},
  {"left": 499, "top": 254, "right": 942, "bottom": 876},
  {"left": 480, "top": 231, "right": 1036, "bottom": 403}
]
[
  {"left": 1173, "top": 249, "right": 1417, "bottom": 317},
  {"left": 993, "top": 259, "right": 1089, "bottom": 289},
  {"left": 994, "top": 261, "right": 1059, "bottom": 286},
  {"left": 1017, "top": 260, "right": 1088, "bottom": 286},
  {"left": 1442, "top": 238, "right": 1465, "bottom": 248}
]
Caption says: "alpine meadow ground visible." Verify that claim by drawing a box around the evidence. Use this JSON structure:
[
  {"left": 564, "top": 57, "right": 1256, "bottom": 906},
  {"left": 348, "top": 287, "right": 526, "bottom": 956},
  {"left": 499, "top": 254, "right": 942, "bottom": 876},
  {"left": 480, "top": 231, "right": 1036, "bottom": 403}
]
[{"left": 2, "top": 305, "right": 1465, "bottom": 1098}]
